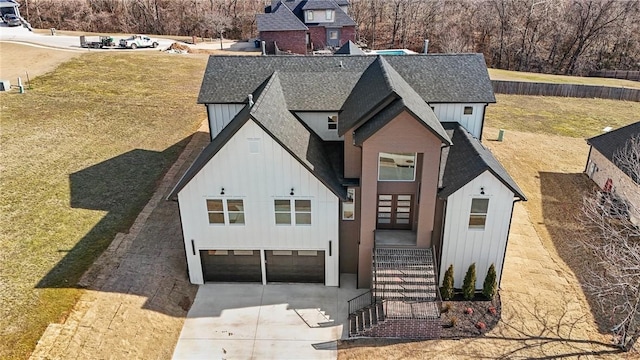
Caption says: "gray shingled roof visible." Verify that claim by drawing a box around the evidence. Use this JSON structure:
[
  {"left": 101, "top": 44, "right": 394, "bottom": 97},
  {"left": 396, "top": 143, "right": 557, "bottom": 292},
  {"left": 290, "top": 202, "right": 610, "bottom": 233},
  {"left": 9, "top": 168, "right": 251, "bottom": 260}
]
[
  {"left": 438, "top": 122, "right": 526, "bottom": 200},
  {"left": 341, "top": 56, "right": 450, "bottom": 144},
  {"left": 198, "top": 54, "right": 495, "bottom": 109},
  {"left": 302, "top": 0, "right": 338, "bottom": 10},
  {"left": 587, "top": 121, "right": 640, "bottom": 184},
  {"left": 335, "top": 40, "right": 365, "bottom": 55},
  {"left": 168, "top": 72, "right": 347, "bottom": 200},
  {"left": 257, "top": 3, "right": 308, "bottom": 31}
]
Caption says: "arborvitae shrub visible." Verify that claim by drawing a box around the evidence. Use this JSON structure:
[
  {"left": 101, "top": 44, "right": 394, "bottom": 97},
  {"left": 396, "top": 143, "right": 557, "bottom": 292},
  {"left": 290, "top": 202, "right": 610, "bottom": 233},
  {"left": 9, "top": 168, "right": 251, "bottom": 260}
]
[
  {"left": 441, "top": 264, "right": 455, "bottom": 300},
  {"left": 483, "top": 263, "right": 498, "bottom": 299},
  {"left": 462, "top": 263, "right": 476, "bottom": 300}
]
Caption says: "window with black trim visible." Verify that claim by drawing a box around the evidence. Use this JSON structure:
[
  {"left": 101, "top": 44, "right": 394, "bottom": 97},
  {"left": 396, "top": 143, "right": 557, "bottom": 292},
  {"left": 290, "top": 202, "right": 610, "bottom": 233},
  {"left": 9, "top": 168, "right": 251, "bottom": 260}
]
[
  {"left": 378, "top": 152, "right": 416, "bottom": 181},
  {"left": 207, "top": 199, "right": 245, "bottom": 225},
  {"left": 469, "top": 198, "right": 488, "bottom": 229},
  {"left": 328, "top": 115, "right": 338, "bottom": 130},
  {"left": 464, "top": 106, "right": 473, "bottom": 115}
]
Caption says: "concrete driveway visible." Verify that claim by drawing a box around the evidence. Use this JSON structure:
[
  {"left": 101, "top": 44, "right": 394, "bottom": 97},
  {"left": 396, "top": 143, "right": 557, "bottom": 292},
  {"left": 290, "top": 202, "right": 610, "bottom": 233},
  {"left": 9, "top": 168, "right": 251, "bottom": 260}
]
[{"left": 172, "top": 275, "right": 366, "bottom": 360}]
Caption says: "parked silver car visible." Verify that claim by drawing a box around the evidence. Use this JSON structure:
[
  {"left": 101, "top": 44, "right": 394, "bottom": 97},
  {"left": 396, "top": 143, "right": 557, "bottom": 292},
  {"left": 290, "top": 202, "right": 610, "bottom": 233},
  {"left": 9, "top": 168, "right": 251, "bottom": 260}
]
[{"left": 3, "top": 14, "right": 21, "bottom": 27}]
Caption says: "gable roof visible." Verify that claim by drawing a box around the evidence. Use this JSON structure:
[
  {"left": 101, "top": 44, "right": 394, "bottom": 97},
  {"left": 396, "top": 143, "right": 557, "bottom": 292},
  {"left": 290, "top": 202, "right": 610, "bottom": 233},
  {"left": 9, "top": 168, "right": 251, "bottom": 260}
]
[
  {"left": 198, "top": 54, "right": 496, "bottom": 110},
  {"left": 340, "top": 56, "right": 451, "bottom": 144},
  {"left": 168, "top": 72, "right": 347, "bottom": 200},
  {"left": 302, "top": 0, "right": 339, "bottom": 10},
  {"left": 587, "top": 121, "right": 640, "bottom": 183},
  {"left": 439, "top": 122, "right": 526, "bottom": 200},
  {"left": 257, "top": 3, "right": 308, "bottom": 32},
  {"left": 334, "top": 40, "right": 365, "bottom": 55}
]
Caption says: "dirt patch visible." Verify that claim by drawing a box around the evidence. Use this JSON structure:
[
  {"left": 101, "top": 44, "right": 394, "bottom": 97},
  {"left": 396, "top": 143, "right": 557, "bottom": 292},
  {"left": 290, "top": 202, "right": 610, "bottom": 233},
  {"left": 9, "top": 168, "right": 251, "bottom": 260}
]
[{"left": 0, "top": 42, "right": 82, "bottom": 83}]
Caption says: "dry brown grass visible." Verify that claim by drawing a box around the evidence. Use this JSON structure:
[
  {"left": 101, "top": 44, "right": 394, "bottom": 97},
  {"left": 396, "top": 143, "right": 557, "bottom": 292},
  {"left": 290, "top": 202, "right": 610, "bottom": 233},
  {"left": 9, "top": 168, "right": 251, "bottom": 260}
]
[
  {"left": 0, "top": 42, "right": 83, "bottom": 83},
  {"left": 0, "top": 51, "right": 208, "bottom": 359},
  {"left": 489, "top": 68, "right": 640, "bottom": 89}
]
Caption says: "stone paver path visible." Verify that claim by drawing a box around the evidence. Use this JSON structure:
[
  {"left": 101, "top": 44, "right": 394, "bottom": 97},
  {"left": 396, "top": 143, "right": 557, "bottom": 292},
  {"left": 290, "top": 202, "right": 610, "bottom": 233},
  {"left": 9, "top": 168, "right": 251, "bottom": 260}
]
[{"left": 29, "top": 123, "right": 210, "bottom": 360}]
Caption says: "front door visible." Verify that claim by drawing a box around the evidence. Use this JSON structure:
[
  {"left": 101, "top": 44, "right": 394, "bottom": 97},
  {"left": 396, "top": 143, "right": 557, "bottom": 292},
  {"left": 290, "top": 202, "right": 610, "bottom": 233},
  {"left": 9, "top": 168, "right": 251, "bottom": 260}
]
[
  {"left": 326, "top": 29, "right": 340, "bottom": 47},
  {"left": 376, "top": 194, "right": 413, "bottom": 230}
]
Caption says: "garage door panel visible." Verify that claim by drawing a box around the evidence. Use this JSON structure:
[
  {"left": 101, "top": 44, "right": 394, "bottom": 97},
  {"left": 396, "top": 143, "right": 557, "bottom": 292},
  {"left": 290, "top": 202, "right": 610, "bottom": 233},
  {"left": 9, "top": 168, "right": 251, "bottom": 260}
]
[
  {"left": 200, "top": 250, "right": 261, "bottom": 282},
  {"left": 266, "top": 250, "right": 325, "bottom": 283}
]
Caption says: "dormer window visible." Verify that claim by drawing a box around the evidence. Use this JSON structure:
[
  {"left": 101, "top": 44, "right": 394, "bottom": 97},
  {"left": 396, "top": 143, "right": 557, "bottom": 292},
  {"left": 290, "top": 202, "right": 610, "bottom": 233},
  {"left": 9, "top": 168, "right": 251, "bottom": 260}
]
[
  {"left": 307, "top": 11, "right": 313, "bottom": 21},
  {"left": 325, "top": 9, "right": 334, "bottom": 20}
]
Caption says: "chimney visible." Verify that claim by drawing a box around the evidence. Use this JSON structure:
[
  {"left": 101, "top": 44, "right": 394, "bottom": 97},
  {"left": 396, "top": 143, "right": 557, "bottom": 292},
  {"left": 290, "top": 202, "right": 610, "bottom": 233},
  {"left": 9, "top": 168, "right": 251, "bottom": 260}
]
[
  {"left": 261, "top": 41, "right": 266, "bottom": 56},
  {"left": 423, "top": 39, "right": 429, "bottom": 54}
]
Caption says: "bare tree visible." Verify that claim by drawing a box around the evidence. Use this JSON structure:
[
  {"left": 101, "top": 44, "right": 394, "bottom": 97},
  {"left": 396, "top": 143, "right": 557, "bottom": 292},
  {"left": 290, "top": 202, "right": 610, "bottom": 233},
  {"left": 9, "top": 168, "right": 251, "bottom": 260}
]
[{"left": 578, "top": 135, "right": 640, "bottom": 352}]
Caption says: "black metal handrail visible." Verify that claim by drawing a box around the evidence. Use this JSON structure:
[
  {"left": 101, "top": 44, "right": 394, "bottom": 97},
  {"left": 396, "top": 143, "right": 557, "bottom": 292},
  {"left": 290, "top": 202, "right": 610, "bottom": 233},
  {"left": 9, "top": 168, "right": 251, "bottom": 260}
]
[{"left": 347, "top": 290, "right": 373, "bottom": 316}]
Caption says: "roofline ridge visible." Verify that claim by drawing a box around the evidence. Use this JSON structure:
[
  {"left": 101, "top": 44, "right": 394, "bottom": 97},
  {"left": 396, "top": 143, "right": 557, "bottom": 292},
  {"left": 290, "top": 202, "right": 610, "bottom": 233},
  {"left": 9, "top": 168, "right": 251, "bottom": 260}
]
[{"left": 251, "top": 71, "right": 282, "bottom": 114}]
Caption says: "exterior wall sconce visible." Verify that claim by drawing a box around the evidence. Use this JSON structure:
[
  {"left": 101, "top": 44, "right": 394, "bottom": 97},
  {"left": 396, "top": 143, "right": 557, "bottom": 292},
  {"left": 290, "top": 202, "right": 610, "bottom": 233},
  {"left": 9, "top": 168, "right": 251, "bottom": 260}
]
[
  {"left": 220, "top": 187, "right": 225, "bottom": 195},
  {"left": 290, "top": 188, "right": 295, "bottom": 196},
  {"left": 480, "top": 187, "right": 485, "bottom": 195}
]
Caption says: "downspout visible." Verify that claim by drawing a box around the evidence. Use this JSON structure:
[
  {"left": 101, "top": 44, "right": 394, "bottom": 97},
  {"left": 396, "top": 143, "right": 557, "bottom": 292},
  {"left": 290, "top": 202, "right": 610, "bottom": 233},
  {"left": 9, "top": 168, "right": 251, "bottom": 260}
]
[
  {"left": 497, "top": 197, "right": 524, "bottom": 289},
  {"left": 205, "top": 104, "right": 213, "bottom": 141},
  {"left": 479, "top": 103, "right": 488, "bottom": 141}
]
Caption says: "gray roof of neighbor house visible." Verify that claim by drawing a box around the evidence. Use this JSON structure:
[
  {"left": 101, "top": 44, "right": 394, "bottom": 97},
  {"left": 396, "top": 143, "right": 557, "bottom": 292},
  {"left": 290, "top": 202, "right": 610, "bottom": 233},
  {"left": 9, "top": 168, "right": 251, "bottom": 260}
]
[
  {"left": 168, "top": 72, "right": 347, "bottom": 201},
  {"left": 265, "top": 0, "right": 355, "bottom": 28},
  {"left": 198, "top": 54, "right": 496, "bottom": 110},
  {"left": 302, "top": 0, "right": 340, "bottom": 10},
  {"left": 334, "top": 40, "right": 365, "bottom": 55},
  {"left": 257, "top": 3, "right": 308, "bottom": 31},
  {"left": 587, "top": 121, "right": 640, "bottom": 183},
  {"left": 439, "top": 122, "right": 526, "bottom": 200}
]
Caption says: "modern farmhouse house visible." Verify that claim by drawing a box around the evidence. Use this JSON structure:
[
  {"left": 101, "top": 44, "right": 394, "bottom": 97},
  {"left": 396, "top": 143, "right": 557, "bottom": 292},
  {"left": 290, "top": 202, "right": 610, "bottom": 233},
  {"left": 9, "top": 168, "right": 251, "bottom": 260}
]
[
  {"left": 168, "top": 54, "right": 526, "bottom": 297},
  {"left": 585, "top": 121, "right": 640, "bottom": 225},
  {"left": 257, "top": 0, "right": 356, "bottom": 54}
]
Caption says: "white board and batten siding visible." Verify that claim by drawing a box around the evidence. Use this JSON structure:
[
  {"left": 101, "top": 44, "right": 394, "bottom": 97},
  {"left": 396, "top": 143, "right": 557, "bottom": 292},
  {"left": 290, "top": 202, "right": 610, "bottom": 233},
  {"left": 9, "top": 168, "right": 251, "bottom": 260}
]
[
  {"left": 207, "top": 103, "right": 245, "bottom": 140},
  {"left": 177, "top": 119, "right": 340, "bottom": 285},
  {"left": 439, "top": 171, "right": 515, "bottom": 289},
  {"left": 294, "top": 112, "right": 343, "bottom": 141},
  {"left": 431, "top": 103, "right": 486, "bottom": 139}
]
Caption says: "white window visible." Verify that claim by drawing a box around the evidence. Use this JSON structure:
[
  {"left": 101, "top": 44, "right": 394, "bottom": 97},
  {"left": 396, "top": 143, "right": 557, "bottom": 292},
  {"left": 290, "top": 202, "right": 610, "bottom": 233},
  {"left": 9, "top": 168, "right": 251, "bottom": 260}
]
[
  {"left": 464, "top": 106, "right": 473, "bottom": 115},
  {"left": 378, "top": 152, "right": 416, "bottom": 181},
  {"left": 328, "top": 115, "right": 338, "bottom": 130},
  {"left": 274, "top": 199, "right": 312, "bottom": 225},
  {"left": 207, "top": 199, "right": 245, "bottom": 225},
  {"left": 325, "top": 9, "right": 333, "bottom": 20},
  {"left": 329, "top": 30, "right": 338, "bottom": 40},
  {"left": 307, "top": 11, "right": 314, "bottom": 21},
  {"left": 469, "top": 198, "right": 489, "bottom": 229}
]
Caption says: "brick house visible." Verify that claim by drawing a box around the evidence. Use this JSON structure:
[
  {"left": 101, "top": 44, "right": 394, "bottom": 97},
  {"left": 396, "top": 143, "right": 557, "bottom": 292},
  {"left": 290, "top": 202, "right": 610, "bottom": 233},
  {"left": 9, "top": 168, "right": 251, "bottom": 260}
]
[
  {"left": 585, "top": 121, "right": 640, "bottom": 225},
  {"left": 257, "top": 0, "right": 356, "bottom": 54}
]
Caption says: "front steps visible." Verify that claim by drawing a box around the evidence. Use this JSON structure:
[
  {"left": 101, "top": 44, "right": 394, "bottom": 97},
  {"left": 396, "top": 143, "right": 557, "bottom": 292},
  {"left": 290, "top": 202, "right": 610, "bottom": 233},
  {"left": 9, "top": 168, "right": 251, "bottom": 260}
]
[{"left": 348, "top": 247, "right": 442, "bottom": 338}]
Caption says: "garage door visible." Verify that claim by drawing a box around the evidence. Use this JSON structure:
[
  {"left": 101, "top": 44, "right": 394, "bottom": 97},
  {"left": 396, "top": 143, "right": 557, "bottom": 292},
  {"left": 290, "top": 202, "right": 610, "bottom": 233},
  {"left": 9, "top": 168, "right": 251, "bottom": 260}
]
[
  {"left": 200, "top": 250, "right": 261, "bottom": 282},
  {"left": 265, "top": 250, "right": 325, "bottom": 283}
]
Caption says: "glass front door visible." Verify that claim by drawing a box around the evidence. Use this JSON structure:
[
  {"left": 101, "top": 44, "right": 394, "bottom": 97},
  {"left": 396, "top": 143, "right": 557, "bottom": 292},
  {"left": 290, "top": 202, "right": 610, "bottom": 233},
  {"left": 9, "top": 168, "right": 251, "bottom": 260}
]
[{"left": 376, "top": 194, "right": 413, "bottom": 230}]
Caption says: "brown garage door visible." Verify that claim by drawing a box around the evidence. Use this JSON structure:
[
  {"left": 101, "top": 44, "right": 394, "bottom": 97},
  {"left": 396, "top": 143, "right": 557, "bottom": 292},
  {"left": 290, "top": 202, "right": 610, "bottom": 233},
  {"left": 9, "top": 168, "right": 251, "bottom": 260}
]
[
  {"left": 265, "top": 250, "right": 325, "bottom": 283},
  {"left": 200, "top": 250, "right": 261, "bottom": 282}
]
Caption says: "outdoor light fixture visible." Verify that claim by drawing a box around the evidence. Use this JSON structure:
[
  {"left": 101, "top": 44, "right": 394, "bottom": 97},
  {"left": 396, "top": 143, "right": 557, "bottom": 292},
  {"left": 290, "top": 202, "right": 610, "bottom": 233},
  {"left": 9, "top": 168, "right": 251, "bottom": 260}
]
[
  {"left": 290, "top": 187, "right": 295, "bottom": 196},
  {"left": 220, "top": 187, "right": 225, "bottom": 195},
  {"left": 480, "top": 187, "right": 485, "bottom": 195}
]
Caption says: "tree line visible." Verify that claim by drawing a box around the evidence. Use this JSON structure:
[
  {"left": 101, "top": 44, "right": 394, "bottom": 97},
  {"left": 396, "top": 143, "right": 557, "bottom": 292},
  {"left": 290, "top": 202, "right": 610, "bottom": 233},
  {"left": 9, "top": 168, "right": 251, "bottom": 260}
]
[{"left": 21, "top": 0, "right": 640, "bottom": 75}]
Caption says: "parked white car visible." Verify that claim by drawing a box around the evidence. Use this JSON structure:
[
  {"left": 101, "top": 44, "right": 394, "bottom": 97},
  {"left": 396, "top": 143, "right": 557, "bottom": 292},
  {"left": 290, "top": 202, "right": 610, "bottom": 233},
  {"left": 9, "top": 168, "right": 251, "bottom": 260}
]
[{"left": 118, "top": 35, "right": 158, "bottom": 49}]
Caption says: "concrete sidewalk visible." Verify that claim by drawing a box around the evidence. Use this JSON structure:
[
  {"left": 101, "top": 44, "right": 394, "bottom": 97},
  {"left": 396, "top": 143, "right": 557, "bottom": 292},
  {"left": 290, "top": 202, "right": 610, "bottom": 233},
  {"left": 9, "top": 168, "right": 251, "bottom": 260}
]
[{"left": 173, "top": 277, "right": 366, "bottom": 360}]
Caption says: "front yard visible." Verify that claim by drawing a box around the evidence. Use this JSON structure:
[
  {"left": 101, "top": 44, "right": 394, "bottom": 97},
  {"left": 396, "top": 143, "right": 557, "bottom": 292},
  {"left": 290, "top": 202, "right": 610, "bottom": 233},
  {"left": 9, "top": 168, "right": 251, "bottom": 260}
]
[{"left": 0, "top": 49, "right": 207, "bottom": 359}]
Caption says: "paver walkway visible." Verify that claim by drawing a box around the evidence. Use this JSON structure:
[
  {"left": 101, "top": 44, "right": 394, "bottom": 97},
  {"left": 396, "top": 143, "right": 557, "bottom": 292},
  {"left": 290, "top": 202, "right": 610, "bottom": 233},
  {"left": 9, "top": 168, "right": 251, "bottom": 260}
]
[{"left": 29, "top": 123, "right": 210, "bottom": 359}]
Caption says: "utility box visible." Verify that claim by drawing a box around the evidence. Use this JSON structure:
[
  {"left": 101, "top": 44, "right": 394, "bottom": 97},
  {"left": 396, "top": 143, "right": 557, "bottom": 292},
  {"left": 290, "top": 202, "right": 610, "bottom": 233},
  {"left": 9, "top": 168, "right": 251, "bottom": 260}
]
[
  {"left": 497, "top": 129, "right": 505, "bottom": 142},
  {"left": 0, "top": 80, "right": 10, "bottom": 91}
]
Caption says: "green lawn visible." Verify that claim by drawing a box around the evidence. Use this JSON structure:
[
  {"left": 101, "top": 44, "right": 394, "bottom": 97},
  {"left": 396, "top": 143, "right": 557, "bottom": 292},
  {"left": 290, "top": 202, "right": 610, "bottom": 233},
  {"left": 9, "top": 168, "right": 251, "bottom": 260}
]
[
  {"left": 0, "top": 52, "right": 207, "bottom": 359},
  {"left": 488, "top": 68, "right": 640, "bottom": 89},
  {"left": 486, "top": 94, "right": 640, "bottom": 138}
]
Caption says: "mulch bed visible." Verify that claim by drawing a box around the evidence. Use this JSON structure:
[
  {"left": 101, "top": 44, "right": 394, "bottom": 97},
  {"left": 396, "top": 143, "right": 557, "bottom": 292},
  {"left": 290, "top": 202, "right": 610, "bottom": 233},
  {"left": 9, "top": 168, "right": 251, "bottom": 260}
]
[{"left": 439, "top": 292, "right": 502, "bottom": 338}]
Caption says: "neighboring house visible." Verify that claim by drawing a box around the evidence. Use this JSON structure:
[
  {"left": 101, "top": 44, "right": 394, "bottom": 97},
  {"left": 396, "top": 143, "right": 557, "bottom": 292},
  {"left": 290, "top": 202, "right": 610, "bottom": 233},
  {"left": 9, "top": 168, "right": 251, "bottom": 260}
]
[
  {"left": 585, "top": 121, "right": 640, "bottom": 225},
  {"left": 168, "top": 54, "right": 526, "bottom": 301},
  {"left": 256, "top": 0, "right": 356, "bottom": 54}
]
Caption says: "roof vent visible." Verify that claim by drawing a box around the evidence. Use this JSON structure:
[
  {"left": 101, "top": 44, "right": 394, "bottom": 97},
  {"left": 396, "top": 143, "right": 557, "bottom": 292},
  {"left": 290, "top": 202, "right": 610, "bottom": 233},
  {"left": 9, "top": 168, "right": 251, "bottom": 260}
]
[
  {"left": 248, "top": 94, "right": 254, "bottom": 107},
  {"left": 339, "top": 60, "right": 343, "bottom": 68}
]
